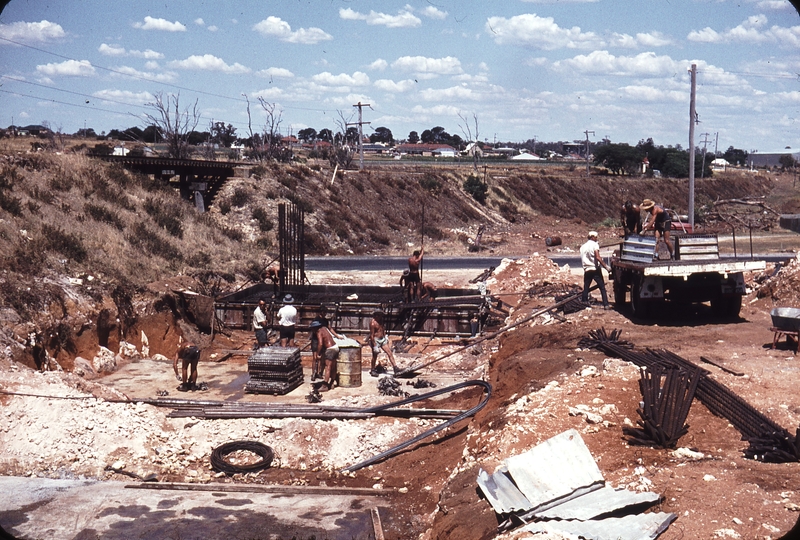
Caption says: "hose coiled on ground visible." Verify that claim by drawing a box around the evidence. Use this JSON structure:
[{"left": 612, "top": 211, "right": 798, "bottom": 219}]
[{"left": 210, "top": 440, "right": 274, "bottom": 475}]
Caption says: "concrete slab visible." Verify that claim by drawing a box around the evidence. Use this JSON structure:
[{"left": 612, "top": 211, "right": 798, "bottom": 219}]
[{"left": 0, "top": 476, "right": 389, "bottom": 539}]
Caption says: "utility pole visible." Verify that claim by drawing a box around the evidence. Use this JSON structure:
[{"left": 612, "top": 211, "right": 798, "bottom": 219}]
[
  {"left": 584, "top": 130, "right": 595, "bottom": 175},
  {"left": 688, "top": 64, "right": 697, "bottom": 229},
  {"left": 349, "top": 101, "right": 371, "bottom": 171},
  {"left": 714, "top": 132, "right": 719, "bottom": 157},
  {"left": 699, "top": 132, "right": 711, "bottom": 179}
]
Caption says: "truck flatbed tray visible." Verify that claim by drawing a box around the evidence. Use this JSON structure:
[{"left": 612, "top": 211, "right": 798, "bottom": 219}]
[{"left": 612, "top": 257, "right": 766, "bottom": 276}]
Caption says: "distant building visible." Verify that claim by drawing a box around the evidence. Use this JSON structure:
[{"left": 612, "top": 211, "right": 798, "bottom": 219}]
[
  {"left": 510, "top": 151, "right": 544, "bottom": 161},
  {"left": 394, "top": 143, "right": 456, "bottom": 157},
  {"left": 748, "top": 150, "right": 800, "bottom": 168}
]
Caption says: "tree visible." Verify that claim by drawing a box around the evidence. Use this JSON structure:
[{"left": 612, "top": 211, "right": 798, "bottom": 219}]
[
  {"left": 463, "top": 174, "right": 487, "bottom": 204},
  {"left": 143, "top": 92, "right": 200, "bottom": 159},
  {"left": 779, "top": 154, "right": 796, "bottom": 170},
  {"left": 369, "top": 126, "right": 394, "bottom": 145},
  {"left": 318, "top": 128, "right": 333, "bottom": 143},
  {"left": 592, "top": 143, "right": 643, "bottom": 175},
  {"left": 723, "top": 146, "right": 748, "bottom": 166},
  {"left": 298, "top": 127, "right": 317, "bottom": 143},
  {"left": 210, "top": 122, "right": 237, "bottom": 147},
  {"left": 420, "top": 129, "right": 434, "bottom": 143},
  {"left": 142, "top": 125, "right": 163, "bottom": 144},
  {"left": 74, "top": 127, "right": 97, "bottom": 138},
  {"left": 458, "top": 112, "right": 480, "bottom": 172},
  {"left": 408, "top": 131, "right": 419, "bottom": 144},
  {"left": 242, "top": 94, "right": 291, "bottom": 162}
]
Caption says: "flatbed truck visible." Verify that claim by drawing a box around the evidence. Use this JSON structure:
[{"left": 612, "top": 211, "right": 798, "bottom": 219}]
[{"left": 610, "top": 234, "right": 766, "bottom": 318}]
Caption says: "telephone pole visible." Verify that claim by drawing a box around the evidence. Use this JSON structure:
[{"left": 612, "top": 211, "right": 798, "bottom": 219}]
[
  {"left": 688, "top": 63, "right": 697, "bottom": 229},
  {"left": 348, "top": 102, "right": 371, "bottom": 171},
  {"left": 584, "top": 130, "right": 595, "bottom": 175},
  {"left": 700, "top": 132, "right": 711, "bottom": 179}
]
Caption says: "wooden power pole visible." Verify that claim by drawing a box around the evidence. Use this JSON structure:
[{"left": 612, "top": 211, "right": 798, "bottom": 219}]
[
  {"left": 349, "top": 102, "right": 371, "bottom": 171},
  {"left": 688, "top": 64, "right": 697, "bottom": 229}
]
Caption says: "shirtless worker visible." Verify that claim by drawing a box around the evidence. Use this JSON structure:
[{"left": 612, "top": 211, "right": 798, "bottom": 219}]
[
  {"left": 316, "top": 323, "right": 344, "bottom": 392},
  {"left": 173, "top": 339, "right": 201, "bottom": 391},
  {"left": 641, "top": 199, "right": 674, "bottom": 258},
  {"left": 419, "top": 282, "right": 438, "bottom": 302},
  {"left": 407, "top": 247, "right": 424, "bottom": 301},
  {"left": 369, "top": 310, "right": 398, "bottom": 376},
  {"left": 399, "top": 270, "right": 412, "bottom": 303},
  {"left": 620, "top": 200, "right": 642, "bottom": 238}
]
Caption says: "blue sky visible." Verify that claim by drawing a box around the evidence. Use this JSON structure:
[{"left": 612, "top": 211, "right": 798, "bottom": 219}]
[{"left": 1, "top": 0, "right": 799, "bottom": 152}]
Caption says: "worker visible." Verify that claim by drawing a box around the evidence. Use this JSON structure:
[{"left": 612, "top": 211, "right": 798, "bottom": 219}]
[
  {"left": 309, "top": 308, "right": 329, "bottom": 381},
  {"left": 369, "top": 310, "right": 398, "bottom": 377},
  {"left": 620, "top": 200, "right": 642, "bottom": 238},
  {"left": 316, "top": 323, "right": 344, "bottom": 392},
  {"left": 277, "top": 294, "right": 297, "bottom": 347},
  {"left": 407, "top": 247, "right": 424, "bottom": 301},
  {"left": 419, "top": 282, "right": 438, "bottom": 302},
  {"left": 399, "top": 270, "right": 412, "bottom": 303},
  {"left": 261, "top": 264, "right": 280, "bottom": 297},
  {"left": 173, "top": 339, "right": 201, "bottom": 391},
  {"left": 252, "top": 298, "right": 269, "bottom": 349},
  {"left": 641, "top": 199, "right": 674, "bottom": 258},
  {"left": 580, "top": 231, "right": 611, "bottom": 310}
]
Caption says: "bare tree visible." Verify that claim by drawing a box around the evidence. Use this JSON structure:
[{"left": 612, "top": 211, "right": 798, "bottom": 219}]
[
  {"left": 143, "top": 92, "right": 200, "bottom": 159},
  {"left": 257, "top": 98, "right": 291, "bottom": 162},
  {"left": 458, "top": 112, "right": 480, "bottom": 173},
  {"left": 329, "top": 110, "right": 355, "bottom": 169}
]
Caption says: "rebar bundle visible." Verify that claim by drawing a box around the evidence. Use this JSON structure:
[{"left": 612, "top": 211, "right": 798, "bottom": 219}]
[
  {"left": 577, "top": 327, "right": 634, "bottom": 350},
  {"left": 623, "top": 364, "right": 701, "bottom": 448},
  {"left": 589, "top": 332, "right": 800, "bottom": 463}
]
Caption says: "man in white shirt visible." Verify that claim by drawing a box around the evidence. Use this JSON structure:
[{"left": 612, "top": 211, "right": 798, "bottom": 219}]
[
  {"left": 580, "top": 231, "right": 611, "bottom": 309},
  {"left": 253, "top": 298, "right": 269, "bottom": 348},
  {"left": 277, "top": 294, "right": 298, "bottom": 347}
]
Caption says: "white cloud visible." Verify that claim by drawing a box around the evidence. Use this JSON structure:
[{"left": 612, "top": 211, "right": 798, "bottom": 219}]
[
  {"left": 194, "top": 18, "right": 205, "bottom": 26},
  {"left": 36, "top": 59, "right": 95, "bottom": 77},
  {"left": 252, "top": 16, "right": 332, "bottom": 44},
  {"left": 144, "top": 61, "right": 160, "bottom": 70},
  {"left": 208, "top": 26, "right": 218, "bottom": 32},
  {"left": 98, "top": 44, "right": 163, "bottom": 59},
  {"left": 419, "top": 85, "right": 477, "bottom": 101},
  {"left": 339, "top": 7, "right": 421, "bottom": 28},
  {"left": 391, "top": 56, "right": 463, "bottom": 78},
  {"left": 311, "top": 71, "right": 370, "bottom": 86},
  {"left": 688, "top": 14, "right": 782, "bottom": 45},
  {"left": 257, "top": 67, "right": 295, "bottom": 78},
  {"left": 368, "top": 59, "right": 388, "bottom": 71},
  {"left": 756, "top": 0, "right": 794, "bottom": 10},
  {"left": 0, "top": 20, "right": 65, "bottom": 43},
  {"left": 133, "top": 16, "right": 187, "bottom": 32},
  {"left": 554, "top": 51, "right": 680, "bottom": 77},
  {"left": 374, "top": 78, "right": 415, "bottom": 92},
  {"left": 635, "top": 31, "right": 672, "bottom": 47},
  {"left": 486, "top": 13, "right": 601, "bottom": 50},
  {"left": 422, "top": 6, "right": 448, "bottom": 20},
  {"left": 168, "top": 54, "right": 250, "bottom": 74},
  {"left": 410, "top": 104, "right": 461, "bottom": 117},
  {"left": 92, "top": 89, "right": 154, "bottom": 104},
  {"left": 99, "top": 43, "right": 126, "bottom": 56},
  {"left": 112, "top": 65, "right": 177, "bottom": 83}
]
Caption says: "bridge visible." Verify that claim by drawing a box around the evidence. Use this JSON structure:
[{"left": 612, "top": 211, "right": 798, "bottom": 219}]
[{"left": 91, "top": 155, "right": 240, "bottom": 211}]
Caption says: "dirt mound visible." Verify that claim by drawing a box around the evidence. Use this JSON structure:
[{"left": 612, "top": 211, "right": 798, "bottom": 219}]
[{"left": 755, "top": 254, "right": 800, "bottom": 307}]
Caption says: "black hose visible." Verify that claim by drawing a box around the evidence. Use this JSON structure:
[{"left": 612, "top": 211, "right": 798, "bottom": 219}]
[{"left": 210, "top": 440, "right": 274, "bottom": 475}]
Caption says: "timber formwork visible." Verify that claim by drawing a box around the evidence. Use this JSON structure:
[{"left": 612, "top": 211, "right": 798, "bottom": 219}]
[{"left": 215, "top": 282, "right": 496, "bottom": 339}]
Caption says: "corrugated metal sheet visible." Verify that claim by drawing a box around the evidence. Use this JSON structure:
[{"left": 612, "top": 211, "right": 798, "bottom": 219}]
[
  {"left": 524, "top": 512, "right": 677, "bottom": 540},
  {"left": 536, "top": 486, "right": 660, "bottom": 520},
  {"left": 476, "top": 467, "right": 531, "bottom": 515},
  {"left": 504, "top": 429, "right": 604, "bottom": 513}
]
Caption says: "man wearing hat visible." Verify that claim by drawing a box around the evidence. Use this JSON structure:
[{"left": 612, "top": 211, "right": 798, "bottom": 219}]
[
  {"left": 277, "top": 294, "right": 298, "bottom": 347},
  {"left": 580, "top": 231, "right": 611, "bottom": 309},
  {"left": 640, "top": 199, "right": 674, "bottom": 258}
]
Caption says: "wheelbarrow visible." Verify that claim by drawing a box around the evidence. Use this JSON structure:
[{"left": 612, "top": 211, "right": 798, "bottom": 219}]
[{"left": 770, "top": 307, "right": 800, "bottom": 354}]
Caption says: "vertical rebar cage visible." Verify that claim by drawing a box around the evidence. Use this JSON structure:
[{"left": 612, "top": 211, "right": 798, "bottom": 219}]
[{"left": 278, "top": 202, "right": 305, "bottom": 290}]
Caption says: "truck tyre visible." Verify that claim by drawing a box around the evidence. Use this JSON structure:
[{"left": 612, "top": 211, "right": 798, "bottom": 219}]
[
  {"left": 712, "top": 295, "right": 742, "bottom": 318},
  {"left": 630, "top": 277, "right": 650, "bottom": 318}
]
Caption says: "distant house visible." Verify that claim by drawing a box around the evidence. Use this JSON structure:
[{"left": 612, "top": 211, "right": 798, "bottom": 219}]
[
  {"left": 510, "top": 151, "right": 544, "bottom": 161},
  {"left": 395, "top": 143, "right": 456, "bottom": 157},
  {"left": 362, "top": 143, "right": 388, "bottom": 154},
  {"left": 711, "top": 158, "right": 729, "bottom": 171}
]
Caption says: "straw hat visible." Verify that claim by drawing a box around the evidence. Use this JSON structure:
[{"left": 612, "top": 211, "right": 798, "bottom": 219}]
[
  {"left": 588, "top": 231, "right": 598, "bottom": 239},
  {"left": 640, "top": 199, "right": 655, "bottom": 211}
]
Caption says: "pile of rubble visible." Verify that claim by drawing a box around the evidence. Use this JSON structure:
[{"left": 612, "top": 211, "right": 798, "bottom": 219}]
[
  {"left": 485, "top": 254, "right": 572, "bottom": 299},
  {"left": 755, "top": 254, "right": 800, "bottom": 306}
]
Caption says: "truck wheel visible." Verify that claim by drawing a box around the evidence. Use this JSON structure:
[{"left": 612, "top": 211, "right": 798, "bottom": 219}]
[
  {"left": 712, "top": 295, "right": 742, "bottom": 318},
  {"left": 613, "top": 279, "right": 627, "bottom": 307},
  {"left": 630, "top": 278, "right": 650, "bottom": 318}
]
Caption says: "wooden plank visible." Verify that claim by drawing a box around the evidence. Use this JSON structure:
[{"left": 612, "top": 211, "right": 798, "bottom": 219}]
[
  {"left": 700, "top": 356, "right": 745, "bottom": 377},
  {"left": 371, "top": 507, "right": 386, "bottom": 540}
]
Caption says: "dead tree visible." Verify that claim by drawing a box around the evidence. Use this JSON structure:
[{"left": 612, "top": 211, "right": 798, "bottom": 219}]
[
  {"left": 458, "top": 111, "right": 480, "bottom": 173},
  {"left": 330, "top": 110, "right": 355, "bottom": 169},
  {"left": 143, "top": 92, "right": 200, "bottom": 159}
]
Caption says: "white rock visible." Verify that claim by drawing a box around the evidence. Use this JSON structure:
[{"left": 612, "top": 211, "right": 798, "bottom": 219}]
[
  {"left": 713, "top": 529, "right": 740, "bottom": 538},
  {"left": 111, "top": 460, "right": 126, "bottom": 470},
  {"left": 703, "top": 474, "right": 717, "bottom": 482},
  {"left": 92, "top": 347, "right": 117, "bottom": 373},
  {"left": 672, "top": 447, "right": 705, "bottom": 461}
]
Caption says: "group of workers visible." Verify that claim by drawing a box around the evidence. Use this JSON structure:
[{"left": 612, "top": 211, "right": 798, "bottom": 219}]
[{"left": 581, "top": 198, "right": 675, "bottom": 309}]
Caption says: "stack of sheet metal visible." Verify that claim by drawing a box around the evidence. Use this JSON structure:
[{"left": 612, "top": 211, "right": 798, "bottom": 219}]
[{"left": 245, "top": 346, "right": 303, "bottom": 395}]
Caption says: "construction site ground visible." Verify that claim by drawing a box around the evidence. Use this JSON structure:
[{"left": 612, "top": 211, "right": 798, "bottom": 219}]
[{"left": 4, "top": 230, "right": 800, "bottom": 539}]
